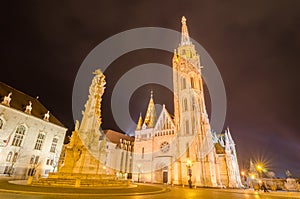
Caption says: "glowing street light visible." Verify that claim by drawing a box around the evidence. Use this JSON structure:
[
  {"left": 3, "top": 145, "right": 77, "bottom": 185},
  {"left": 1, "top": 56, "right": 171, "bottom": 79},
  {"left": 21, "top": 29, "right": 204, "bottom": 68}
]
[{"left": 257, "top": 164, "right": 262, "bottom": 171}]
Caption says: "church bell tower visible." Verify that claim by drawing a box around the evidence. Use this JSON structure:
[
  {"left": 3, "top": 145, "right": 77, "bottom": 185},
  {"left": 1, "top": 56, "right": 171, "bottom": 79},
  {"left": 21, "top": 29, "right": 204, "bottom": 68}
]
[{"left": 172, "top": 16, "right": 217, "bottom": 187}]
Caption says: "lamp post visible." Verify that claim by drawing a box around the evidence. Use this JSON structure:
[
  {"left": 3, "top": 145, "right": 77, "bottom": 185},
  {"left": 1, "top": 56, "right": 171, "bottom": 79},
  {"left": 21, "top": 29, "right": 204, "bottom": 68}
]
[
  {"left": 241, "top": 171, "right": 246, "bottom": 187},
  {"left": 137, "top": 163, "right": 141, "bottom": 183}
]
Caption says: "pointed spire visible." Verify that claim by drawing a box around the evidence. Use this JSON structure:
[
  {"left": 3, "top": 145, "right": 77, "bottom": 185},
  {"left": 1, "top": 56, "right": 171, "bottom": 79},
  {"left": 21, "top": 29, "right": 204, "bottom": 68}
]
[
  {"left": 143, "top": 91, "right": 157, "bottom": 128},
  {"left": 224, "top": 131, "right": 229, "bottom": 144},
  {"left": 227, "top": 127, "right": 234, "bottom": 144},
  {"left": 219, "top": 135, "right": 225, "bottom": 147},
  {"left": 136, "top": 113, "right": 143, "bottom": 130},
  {"left": 181, "top": 16, "right": 191, "bottom": 46}
]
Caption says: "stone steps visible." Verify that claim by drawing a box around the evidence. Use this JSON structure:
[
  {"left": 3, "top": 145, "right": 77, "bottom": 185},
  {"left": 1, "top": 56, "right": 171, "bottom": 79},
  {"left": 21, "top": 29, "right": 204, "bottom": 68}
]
[{"left": 33, "top": 177, "right": 129, "bottom": 187}]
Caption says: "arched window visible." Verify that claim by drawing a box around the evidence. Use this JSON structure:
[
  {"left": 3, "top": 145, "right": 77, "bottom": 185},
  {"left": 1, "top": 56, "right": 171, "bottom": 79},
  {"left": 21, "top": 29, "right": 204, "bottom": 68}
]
[
  {"left": 186, "top": 142, "right": 190, "bottom": 158},
  {"left": 12, "top": 125, "right": 26, "bottom": 147},
  {"left": 34, "top": 156, "right": 39, "bottom": 164},
  {"left": 30, "top": 155, "right": 35, "bottom": 164},
  {"left": 12, "top": 152, "right": 18, "bottom": 162},
  {"left": 185, "top": 120, "right": 189, "bottom": 135},
  {"left": 191, "top": 77, "right": 195, "bottom": 88},
  {"left": 50, "top": 137, "right": 58, "bottom": 153},
  {"left": 6, "top": 152, "right": 13, "bottom": 162},
  {"left": 34, "top": 132, "right": 45, "bottom": 150},
  {"left": 183, "top": 98, "right": 188, "bottom": 112},
  {"left": 0, "top": 118, "right": 3, "bottom": 129},
  {"left": 182, "top": 77, "right": 186, "bottom": 90}
]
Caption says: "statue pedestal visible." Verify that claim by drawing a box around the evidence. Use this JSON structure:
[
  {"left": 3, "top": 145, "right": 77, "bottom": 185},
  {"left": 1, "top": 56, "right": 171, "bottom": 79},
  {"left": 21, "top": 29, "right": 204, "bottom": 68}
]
[{"left": 33, "top": 172, "right": 130, "bottom": 187}]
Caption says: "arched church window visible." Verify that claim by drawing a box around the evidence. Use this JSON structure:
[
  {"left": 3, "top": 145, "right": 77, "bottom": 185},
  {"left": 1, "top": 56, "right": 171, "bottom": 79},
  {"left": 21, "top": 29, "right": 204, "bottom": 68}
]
[
  {"left": 12, "top": 125, "right": 26, "bottom": 147},
  {"left": 182, "top": 78, "right": 186, "bottom": 90},
  {"left": 186, "top": 142, "right": 190, "bottom": 158},
  {"left": 191, "top": 77, "right": 195, "bottom": 88},
  {"left": 183, "top": 98, "right": 188, "bottom": 112},
  {"left": 185, "top": 120, "right": 189, "bottom": 135},
  {"left": 142, "top": 147, "right": 144, "bottom": 159}
]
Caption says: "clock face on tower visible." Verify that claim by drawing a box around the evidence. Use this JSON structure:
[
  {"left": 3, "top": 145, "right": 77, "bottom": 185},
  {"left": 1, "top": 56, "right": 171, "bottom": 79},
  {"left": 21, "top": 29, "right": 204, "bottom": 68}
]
[{"left": 160, "top": 141, "right": 170, "bottom": 153}]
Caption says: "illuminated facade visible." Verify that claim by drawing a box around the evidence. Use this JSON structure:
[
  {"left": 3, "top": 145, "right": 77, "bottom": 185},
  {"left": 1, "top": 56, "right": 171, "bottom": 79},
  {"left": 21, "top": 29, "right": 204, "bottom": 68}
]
[
  {"left": 0, "top": 82, "right": 67, "bottom": 179},
  {"left": 133, "top": 17, "right": 242, "bottom": 188}
]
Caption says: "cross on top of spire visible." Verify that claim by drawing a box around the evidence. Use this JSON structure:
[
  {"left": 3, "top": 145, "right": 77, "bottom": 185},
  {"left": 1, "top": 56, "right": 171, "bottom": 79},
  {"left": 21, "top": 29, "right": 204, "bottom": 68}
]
[{"left": 181, "top": 16, "right": 191, "bottom": 46}]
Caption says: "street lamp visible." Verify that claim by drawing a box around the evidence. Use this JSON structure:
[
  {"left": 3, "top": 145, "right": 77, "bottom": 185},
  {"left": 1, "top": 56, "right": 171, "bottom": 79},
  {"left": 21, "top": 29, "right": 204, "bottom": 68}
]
[
  {"left": 137, "top": 163, "right": 141, "bottom": 183},
  {"left": 256, "top": 164, "right": 263, "bottom": 178}
]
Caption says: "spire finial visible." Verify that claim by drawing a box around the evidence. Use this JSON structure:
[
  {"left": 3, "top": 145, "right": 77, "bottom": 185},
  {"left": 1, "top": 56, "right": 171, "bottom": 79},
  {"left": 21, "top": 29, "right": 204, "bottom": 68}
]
[
  {"left": 136, "top": 112, "right": 143, "bottom": 130},
  {"left": 150, "top": 90, "right": 153, "bottom": 99},
  {"left": 181, "top": 16, "right": 191, "bottom": 45}
]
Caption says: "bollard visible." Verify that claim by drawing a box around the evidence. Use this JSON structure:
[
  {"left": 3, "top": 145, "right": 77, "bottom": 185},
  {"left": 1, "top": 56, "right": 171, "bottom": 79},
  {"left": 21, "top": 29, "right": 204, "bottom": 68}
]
[{"left": 27, "top": 176, "right": 34, "bottom": 185}]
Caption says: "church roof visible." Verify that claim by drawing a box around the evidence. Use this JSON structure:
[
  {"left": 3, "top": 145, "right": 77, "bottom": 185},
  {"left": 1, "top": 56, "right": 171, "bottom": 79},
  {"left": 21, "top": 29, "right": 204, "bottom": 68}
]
[
  {"left": 0, "top": 82, "right": 65, "bottom": 127},
  {"left": 215, "top": 142, "right": 226, "bottom": 154},
  {"left": 104, "top": 129, "right": 134, "bottom": 145}
]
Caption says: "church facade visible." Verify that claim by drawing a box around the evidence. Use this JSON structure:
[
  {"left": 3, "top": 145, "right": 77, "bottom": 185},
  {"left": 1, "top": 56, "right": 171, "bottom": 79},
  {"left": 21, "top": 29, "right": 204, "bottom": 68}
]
[{"left": 133, "top": 17, "right": 242, "bottom": 188}]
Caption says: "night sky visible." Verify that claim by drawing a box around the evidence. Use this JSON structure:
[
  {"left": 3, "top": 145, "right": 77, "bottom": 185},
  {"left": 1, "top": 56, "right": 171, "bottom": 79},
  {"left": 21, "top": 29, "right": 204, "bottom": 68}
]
[{"left": 1, "top": 1, "right": 299, "bottom": 177}]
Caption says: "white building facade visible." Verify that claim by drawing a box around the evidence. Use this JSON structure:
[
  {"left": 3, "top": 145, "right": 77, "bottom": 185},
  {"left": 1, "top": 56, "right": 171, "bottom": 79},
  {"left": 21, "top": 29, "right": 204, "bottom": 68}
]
[{"left": 0, "top": 82, "right": 67, "bottom": 179}]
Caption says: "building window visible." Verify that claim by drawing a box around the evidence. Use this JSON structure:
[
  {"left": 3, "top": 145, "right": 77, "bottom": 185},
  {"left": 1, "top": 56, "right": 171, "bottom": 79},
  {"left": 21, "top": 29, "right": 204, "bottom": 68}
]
[
  {"left": 0, "top": 118, "right": 3, "bottom": 129},
  {"left": 183, "top": 98, "right": 188, "bottom": 112},
  {"left": 6, "top": 152, "right": 13, "bottom": 162},
  {"left": 34, "top": 156, "right": 39, "bottom": 164},
  {"left": 30, "top": 155, "right": 35, "bottom": 164},
  {"left": 182, "top": 77, "right": 186, "bottom": 90},
  {"left": 191, "top": 77, "right": 195, "bottom": 88},
  {"left": 12, "top": 153, "right": 18, "bottom": 163},
  {"left": 185, "top": 120, "right": 189, "bottom": 135},
  {"left": 27, "top": 168, "right": 35, "bottom": 176},
  {"left": 4, "top": 166, "right": 10, "bottom": 174},
  {"left": 34, "top": 133, "right": 45, "bottom": 150},
  {"left": 192, "top": 97, "right": 195, "bottom": 111},
  {"left": 50, "top": 137, "right": 58, "bottom": 153},
  {"left": 142, "top": 147, "right": 144, "bottom": 159},
  {"left": 186, "top": 142, "right": 190, "bottom": 158},
  {"left": 11, "top": 125, "right": 26, "bottom": 147}
]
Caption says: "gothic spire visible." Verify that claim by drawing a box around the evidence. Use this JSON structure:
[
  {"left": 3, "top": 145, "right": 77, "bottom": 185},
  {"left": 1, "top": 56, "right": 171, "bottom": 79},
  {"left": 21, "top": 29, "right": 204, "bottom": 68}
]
[
  {"left": 143, "top": 90, "right": 157, "bottom": 128},
  {"left": 181, "top": 16, "right": 191, "bottom": 46},
  {"left": 226, "top": 127, "right": 234, "bottom": 144},
  {"left": 136, "top": 113, "right": 143, "bottom": 130}
]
